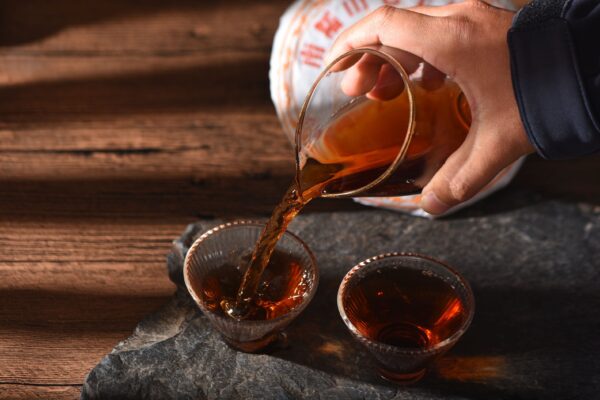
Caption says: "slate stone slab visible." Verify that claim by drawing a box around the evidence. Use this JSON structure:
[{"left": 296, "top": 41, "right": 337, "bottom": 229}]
[{"left": 81, "top": 190, "right": 600, "bottom": 400}]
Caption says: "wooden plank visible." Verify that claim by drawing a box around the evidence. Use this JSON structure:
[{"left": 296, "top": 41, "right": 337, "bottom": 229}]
[
  {"left": 0, "top": 52, "right": 270, "bottom": 88},
  {"left": 0, "top": 149, "right": 292, "bottom": 180},
  {"left": 0, "top": 323, "right": 162, "bottom": 385},
  {"left": 0, "top": 0, "right": 286, "bottom": 101},
  {"left": 0, "top": 217, "right": 181, "bottom": 266},
  {"left": 0, "top": 113, "right": 282, "bottom": 151},
  {"left": 0, "top": 180, "right": 293, "bottom": 218},
  {"left": 0, "top": 0, "right": 286, "bottom": 54},
  {"left": 0, "top": 384, "right": 81, "bottom": 400},
  {"left": 0, "top": 56, "right": 274, "bottom": 123},
  {"left": 0, "top": 216, "right": 177, "bottom": 385}
]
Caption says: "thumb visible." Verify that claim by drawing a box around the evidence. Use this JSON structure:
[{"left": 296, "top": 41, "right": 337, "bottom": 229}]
[{"left": 419, "top": 123, "right": 522, "bottom": 215}]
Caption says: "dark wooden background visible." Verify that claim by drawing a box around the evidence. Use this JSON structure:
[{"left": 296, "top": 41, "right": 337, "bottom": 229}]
[{"left": 1, "top": 0, "right": 597, "bottom": 398}]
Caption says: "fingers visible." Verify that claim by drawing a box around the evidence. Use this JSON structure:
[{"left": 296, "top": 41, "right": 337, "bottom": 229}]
[
  {"left": 420, "top": 124, "right": 522, "bottom": 215},
  {"left": 338, "top": 50, "right": 422, "bottom": 99},
  {"left": 340, "top": 54, "right": 386, "bottom": 97},
  {"left": 339, "top": 58, "right": 447, "bottom": 100},
  {"left": 330, "top": 45, "right": 422, "bottom": 73},
  {"left": 419, "top": 62, "right": 446, "bottom": 91},
  {"left": 327, "top": 6, "right": 454, "bottom": 71},
  {"left": 366, "top": 64, "right": 405, "bottom": 100},
  {"left": 341, "top": 60, "right": 406, "bottom": 100}
]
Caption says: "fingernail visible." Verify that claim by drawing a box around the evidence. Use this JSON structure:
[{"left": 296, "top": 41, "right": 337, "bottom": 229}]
[{"left": 420, "top": 192, "right": 450, "bottom": 215}]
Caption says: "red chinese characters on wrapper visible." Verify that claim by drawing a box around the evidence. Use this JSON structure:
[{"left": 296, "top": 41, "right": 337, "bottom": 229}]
[{"left": 269, "top": 0, "right": 525, "bottom": 218}]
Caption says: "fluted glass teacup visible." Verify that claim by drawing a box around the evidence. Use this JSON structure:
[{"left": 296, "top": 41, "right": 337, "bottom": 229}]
[
  {"left": 184, "top": 221, "right": 319, "bottom": 352},
  {"left": 338, "top": 253, "right": 474, "bottom": 383}
]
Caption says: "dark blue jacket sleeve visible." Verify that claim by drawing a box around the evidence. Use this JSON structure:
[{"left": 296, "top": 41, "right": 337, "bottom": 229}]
[{"left": 508, "top": 0, "right": 600, "bottom": 159}]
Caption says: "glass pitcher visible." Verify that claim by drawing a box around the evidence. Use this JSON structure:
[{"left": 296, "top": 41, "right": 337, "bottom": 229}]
[{"left": 295, "top": 45, "right": 471, "bottom": 200}]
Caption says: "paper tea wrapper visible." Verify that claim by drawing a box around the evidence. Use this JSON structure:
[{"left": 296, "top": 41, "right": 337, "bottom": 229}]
[{"left": 269, "top": 0, "right": 524, "bottom": 218}]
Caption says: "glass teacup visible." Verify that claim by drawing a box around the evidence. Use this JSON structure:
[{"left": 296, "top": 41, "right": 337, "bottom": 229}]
[
  {"left": 184, "top": 221, "right": 319, "bottom": 352},
  {"left": 337, "top": 252, "right": 475, "bottom": 383}
]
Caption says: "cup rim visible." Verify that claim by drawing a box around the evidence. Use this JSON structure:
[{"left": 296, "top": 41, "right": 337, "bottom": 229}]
[
  {"left": 183, "top": 220, "right": 319, "bottom": 326},
  {"left": 337, "top": 252, "right": 475, "bottom": 355}
]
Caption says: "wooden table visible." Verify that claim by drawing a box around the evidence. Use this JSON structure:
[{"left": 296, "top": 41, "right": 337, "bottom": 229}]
[{"left": 0, "top": 1, "right": 596, "bottom": 399}]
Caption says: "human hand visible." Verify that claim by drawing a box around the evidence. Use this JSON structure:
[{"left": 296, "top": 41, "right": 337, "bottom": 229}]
[{"left": 326, "top": 1, "right": 535, "bottom": 215}]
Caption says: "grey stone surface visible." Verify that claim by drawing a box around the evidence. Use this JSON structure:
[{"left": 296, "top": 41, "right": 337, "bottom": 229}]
[{"left": 82, "top": 190, "right": 600, "bottom": 400}]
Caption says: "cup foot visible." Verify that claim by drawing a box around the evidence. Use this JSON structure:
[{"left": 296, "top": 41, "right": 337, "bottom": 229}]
[
  {"left": 377, "top": 367, "right": 426, "bottom": 385},
  {"left": 223, "top": 331, "right": 287, "bottom": 353}
]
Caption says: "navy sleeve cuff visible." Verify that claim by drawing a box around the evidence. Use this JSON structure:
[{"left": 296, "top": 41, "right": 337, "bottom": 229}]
[{"left": 508, "top": 0, "right": 600, "bottom": 160}]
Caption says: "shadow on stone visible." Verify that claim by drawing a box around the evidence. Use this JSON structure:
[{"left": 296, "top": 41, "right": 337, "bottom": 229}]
[
  {"left": 423, "top": 287, "right": 600, "bottom": 400},
  {"left": 271, "top": 284, "right": 600, "bottom": 399}
]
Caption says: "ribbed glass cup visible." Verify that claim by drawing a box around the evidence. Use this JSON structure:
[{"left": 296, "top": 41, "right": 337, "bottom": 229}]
[
  {"left": 337, "top": 253, "right": 474, "bottom": 383},
  {"left": 184, "top": 221, "right": 319, "bottom": 352}
]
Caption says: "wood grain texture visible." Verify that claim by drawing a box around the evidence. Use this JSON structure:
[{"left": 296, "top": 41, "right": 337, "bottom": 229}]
[
  {"left": 0, "top": 2, "right": 287, "bottom": 398},
  {"left": 0, "top": 0, "right": 594, "bottom": 398},
  {"left": 0, "top": 217, "right": 178, "bottom": 388},
  {"left": 0, "top": 384, "right": 81, "bottom": 400}
]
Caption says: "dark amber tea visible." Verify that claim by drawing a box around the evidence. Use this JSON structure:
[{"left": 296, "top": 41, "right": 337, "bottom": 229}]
[
  {"left": 223, "top": 186, "right": 310, "bottom": 318},
  {"left": 198, "top": 249, "right": 311, "bottom": 321},
  {"left": 300, "top": 80, "right": 470, "bottom": 197},
  {"left": 342, "top": 265, "right": 468, "bottom": 349},
  {"left": 226, "top": 79, "right": 470, "bottom": 320}
]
